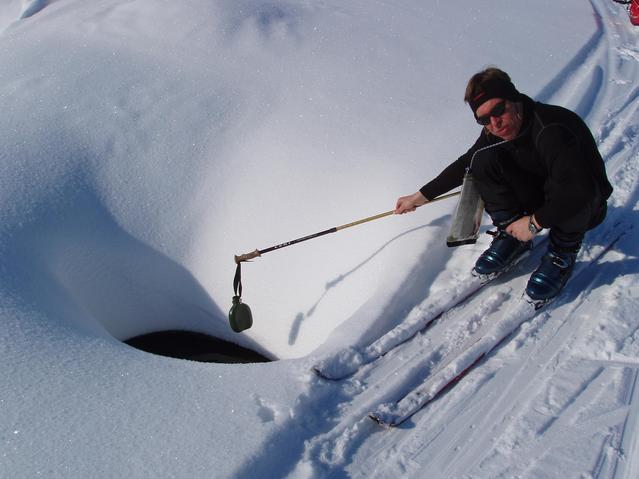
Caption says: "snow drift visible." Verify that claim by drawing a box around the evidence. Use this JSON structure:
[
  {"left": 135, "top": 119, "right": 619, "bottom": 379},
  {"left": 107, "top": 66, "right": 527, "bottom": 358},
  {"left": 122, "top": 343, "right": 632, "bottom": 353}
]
[{"left": 2, "top": 0, "right": 638, "bottom": 477}]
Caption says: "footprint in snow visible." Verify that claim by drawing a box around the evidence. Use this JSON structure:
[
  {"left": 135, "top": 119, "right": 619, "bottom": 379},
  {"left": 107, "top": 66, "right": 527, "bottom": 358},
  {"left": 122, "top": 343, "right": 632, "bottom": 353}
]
[{"left": 253, "top": 394, "right": 280, "bottom": 423}]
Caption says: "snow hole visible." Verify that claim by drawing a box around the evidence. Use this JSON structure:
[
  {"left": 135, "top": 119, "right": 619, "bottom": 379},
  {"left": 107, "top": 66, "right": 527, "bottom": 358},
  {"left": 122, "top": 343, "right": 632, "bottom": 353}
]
[{"left": 124, "top": 330, "right": 271, "bottom": 364}]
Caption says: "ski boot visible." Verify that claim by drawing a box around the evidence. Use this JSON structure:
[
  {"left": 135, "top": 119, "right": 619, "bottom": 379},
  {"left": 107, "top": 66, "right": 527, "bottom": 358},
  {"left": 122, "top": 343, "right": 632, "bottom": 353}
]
[
  {"left": 526, "top": 242, "right": 579, "bottom": 302},
  {"left": 473, "top": 230, "right": 532, "bottom": 279}
]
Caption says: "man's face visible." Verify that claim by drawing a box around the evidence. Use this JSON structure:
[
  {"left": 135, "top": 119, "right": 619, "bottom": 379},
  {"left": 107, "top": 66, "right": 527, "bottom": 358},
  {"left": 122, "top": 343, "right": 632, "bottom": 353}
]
[{"left": 475, "top": 98, "right": 522, "bottom": 141}]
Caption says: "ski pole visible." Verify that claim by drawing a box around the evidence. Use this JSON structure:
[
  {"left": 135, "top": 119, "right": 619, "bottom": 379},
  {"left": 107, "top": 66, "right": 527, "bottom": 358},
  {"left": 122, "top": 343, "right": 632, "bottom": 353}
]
[
  {"left": 234, "top": 190, "right": 461, "bottom": 264},
  {"left": 229, "top": 190, "right": 461, "bottom": 333}
]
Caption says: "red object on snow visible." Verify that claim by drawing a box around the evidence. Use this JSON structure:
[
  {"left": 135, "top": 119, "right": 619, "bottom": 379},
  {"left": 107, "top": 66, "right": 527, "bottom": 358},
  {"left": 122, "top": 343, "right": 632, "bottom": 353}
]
[{"left": 630, "top": 0, "right": 639, "bottom": 26}]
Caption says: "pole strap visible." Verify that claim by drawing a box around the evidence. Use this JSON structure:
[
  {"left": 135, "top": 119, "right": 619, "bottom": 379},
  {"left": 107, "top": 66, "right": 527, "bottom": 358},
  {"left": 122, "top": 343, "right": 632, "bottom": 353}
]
[{"left": 233, "top": 262, "right": 242, "bottom": 298}]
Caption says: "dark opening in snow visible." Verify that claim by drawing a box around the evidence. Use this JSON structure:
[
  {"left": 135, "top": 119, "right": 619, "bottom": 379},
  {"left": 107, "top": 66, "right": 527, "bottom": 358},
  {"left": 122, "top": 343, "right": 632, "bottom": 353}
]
[{"left": 124, "top": 330, "right": 271, "bottom": 364}]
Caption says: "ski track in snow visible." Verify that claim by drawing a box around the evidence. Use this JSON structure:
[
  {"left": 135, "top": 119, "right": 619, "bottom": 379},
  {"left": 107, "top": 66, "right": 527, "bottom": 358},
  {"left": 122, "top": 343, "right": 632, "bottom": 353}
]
[
  {"left": 412, "top": 229, "right": 630, "bottom": 478},
  {"left": 279, "top": 2, "right": 639, "bottom": 477}
]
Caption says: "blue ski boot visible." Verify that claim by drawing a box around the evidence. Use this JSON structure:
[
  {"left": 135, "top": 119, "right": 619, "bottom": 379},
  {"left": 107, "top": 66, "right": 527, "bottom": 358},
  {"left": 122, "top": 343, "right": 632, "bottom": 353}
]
[
  {"left": 526, "top": 242, "right": 579, "bottom": 301},
  {"left": 473, "top": 230, "right": 532, "bottom": 278}
]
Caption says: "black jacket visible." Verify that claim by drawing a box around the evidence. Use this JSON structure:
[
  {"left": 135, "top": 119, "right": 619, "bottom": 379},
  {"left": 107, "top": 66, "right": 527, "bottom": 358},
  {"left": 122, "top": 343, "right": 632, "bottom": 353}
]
[{"left": 420, "top": 95, "right": 613, "bottom": 228}]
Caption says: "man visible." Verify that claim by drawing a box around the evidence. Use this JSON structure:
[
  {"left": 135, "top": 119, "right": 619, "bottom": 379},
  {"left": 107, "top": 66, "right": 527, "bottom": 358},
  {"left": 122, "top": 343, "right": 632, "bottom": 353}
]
[{"left": 395, "top": 67, "right": 612, "bottom": 301}]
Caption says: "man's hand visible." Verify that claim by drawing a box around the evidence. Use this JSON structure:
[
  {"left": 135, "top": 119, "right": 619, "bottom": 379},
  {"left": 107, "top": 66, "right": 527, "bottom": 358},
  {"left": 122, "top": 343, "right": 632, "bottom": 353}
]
[
  {"left": 395, "top": 191, "right": 428, "bottom": 214},
  {"left": 506, "top": 215, "right": 535, "bottom": 242}
]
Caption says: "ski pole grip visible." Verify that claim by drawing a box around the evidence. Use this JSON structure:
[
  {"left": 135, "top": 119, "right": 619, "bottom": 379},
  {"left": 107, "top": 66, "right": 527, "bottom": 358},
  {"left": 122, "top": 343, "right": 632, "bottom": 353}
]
[{"left": 235, "top": 249, "right": 261, "bottom": 264}]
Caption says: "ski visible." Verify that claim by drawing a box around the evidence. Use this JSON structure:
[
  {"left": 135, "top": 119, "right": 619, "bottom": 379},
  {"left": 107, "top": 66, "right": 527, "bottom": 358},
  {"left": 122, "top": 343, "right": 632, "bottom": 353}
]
[
  {"left": 311, "top": 237, "right": 543, "bottom": 380},
  {"left": 368, "top": 299, "right": 531, "bottom": 427},
  {"left": 369, "top": 224, "right": 625, "bottom": 427}
]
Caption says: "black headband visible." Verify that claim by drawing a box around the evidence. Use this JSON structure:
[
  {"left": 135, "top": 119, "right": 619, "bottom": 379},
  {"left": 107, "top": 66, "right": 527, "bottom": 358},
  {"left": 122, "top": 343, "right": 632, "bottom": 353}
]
[{"left": 468, "top": 78, "right": 521, "bottom": 115}]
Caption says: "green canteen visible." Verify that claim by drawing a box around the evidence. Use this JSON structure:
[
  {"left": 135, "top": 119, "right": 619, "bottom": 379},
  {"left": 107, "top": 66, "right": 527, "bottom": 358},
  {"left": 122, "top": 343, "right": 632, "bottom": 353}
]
[{"left": 229, "top": 296, "right": 253, "bottom": 332}]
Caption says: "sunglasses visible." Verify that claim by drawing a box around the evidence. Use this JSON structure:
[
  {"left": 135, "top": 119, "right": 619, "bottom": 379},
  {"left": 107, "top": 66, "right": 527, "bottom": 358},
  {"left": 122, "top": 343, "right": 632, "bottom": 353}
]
[{"left": 475, "top": 100, "right": 507, "bottom": 126}]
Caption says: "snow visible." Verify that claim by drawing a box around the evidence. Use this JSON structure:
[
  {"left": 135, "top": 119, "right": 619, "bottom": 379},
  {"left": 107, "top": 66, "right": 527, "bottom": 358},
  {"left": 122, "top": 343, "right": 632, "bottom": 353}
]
[{"left": 1, "top": 0, "right": 638, "bottom": 477}]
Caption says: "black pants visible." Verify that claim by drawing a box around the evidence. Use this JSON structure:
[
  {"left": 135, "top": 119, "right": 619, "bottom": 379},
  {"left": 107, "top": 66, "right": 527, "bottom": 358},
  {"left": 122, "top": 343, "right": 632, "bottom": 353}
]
[{"left": 472, "top": 149, "right": 607, "bottom": 249}]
